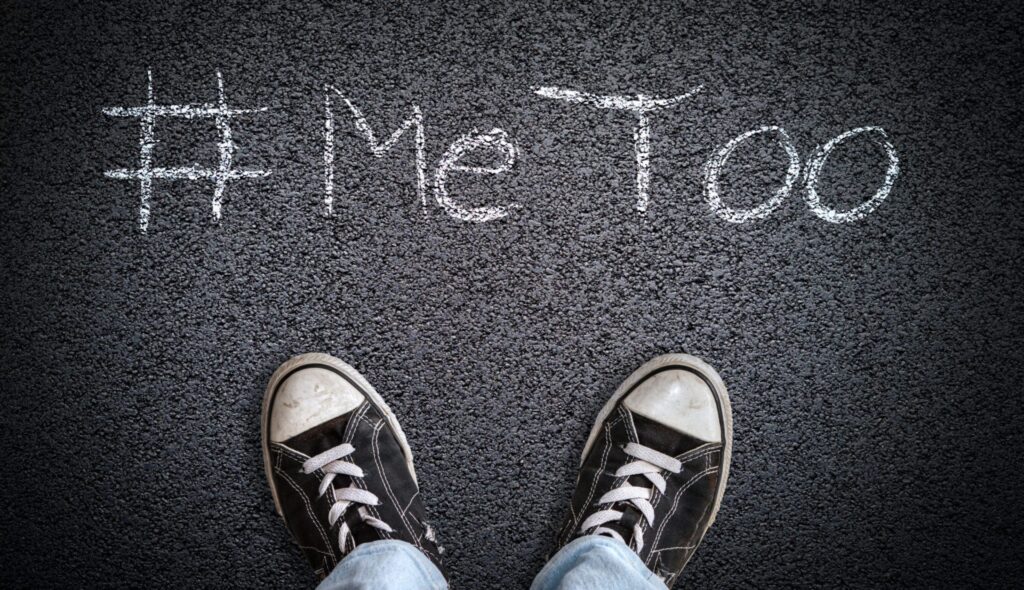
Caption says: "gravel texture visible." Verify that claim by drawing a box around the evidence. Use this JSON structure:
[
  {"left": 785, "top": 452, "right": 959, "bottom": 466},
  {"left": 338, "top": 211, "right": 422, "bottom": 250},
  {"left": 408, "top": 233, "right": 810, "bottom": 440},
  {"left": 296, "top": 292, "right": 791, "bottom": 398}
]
[{"left": 2, "top": 1, "right": 1023, "bottom": 588}]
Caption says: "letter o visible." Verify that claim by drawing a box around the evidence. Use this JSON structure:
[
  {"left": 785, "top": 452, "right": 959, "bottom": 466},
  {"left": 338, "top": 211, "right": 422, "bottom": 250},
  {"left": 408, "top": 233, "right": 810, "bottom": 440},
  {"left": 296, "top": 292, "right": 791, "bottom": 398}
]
[
  {"left": 803, "top": 126, "right": 900, "bottom": 223},
  {"left": 704, "top": 126, "right": 801, "bottom": 223}
]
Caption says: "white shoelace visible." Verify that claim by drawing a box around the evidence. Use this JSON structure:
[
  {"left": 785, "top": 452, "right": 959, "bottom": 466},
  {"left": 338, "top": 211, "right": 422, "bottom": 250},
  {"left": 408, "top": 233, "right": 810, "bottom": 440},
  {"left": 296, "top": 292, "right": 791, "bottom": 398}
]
[
  {"left": 301, "top": 443, "right": 394, "bottom": 551},
  {"left": 579, "top": 442, "right": 682, "bottom": 553}
]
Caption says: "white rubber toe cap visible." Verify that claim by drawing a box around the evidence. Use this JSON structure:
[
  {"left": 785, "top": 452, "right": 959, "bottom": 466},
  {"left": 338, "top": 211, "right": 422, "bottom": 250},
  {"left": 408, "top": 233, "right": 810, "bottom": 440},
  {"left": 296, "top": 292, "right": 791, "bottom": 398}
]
[
  {"left": 269, "top": 366, "right": 366, "bottom": 442},
  {"left": 623, "top": 369, "right": 723, "bottom": 443}
]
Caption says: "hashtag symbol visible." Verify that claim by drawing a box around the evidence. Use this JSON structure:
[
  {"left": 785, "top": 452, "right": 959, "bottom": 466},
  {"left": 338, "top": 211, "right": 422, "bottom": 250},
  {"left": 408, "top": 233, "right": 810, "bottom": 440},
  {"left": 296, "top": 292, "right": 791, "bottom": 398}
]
[{"left": 104, "top": 70, "right": 270, "bottom": 232}]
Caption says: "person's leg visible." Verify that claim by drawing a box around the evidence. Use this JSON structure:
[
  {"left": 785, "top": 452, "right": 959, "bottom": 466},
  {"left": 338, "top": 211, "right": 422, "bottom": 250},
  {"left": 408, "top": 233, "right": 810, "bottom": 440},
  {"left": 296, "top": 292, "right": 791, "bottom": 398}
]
[
  {"left": 531, "top": 535, "right": 668, "bottom": 590},
  {"left": 537, "top": 354, "right": 733, "bottom": 589},
  {"left": 261, "top": 353, "right": 446, "bottom": 588},
  {"left": 317, "top": 540, "right": 446, "bottom": 590}
]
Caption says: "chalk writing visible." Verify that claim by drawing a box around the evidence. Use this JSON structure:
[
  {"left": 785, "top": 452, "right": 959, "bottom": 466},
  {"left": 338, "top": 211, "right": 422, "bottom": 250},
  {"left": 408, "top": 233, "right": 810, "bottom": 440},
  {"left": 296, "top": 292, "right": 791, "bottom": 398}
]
[
  {"left": 103, "top": 70, "right": 270, "bottom": 232},
  {"left": 804, "top": 126, "right": 900, "bottom": 223},
  {"left": 324, "top": 86, "right": 426, "bottom": 216},
  {"left": 704, "top": 126, "right": 802, "bottom": 223},
  {"left": 103, "top": 70, "right": 900, "bottom": 231},
  {"left": 703, "top": 125, "right": 900, "bottom": 224},
  {"left": 434, "top": 128, "right": 519, "bottom": 222},
  {"left": 533, "top": 85, "right": 704, "bottom": 214}
]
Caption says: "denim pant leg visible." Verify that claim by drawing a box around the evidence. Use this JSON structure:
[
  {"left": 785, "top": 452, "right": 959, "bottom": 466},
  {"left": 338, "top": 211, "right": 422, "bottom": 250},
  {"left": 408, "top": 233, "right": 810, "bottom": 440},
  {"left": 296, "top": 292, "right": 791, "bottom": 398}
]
[
  {"left": 316, "top": 540, "right": 447, "bottom": 590},
  {"left": 531, "top": 536, "right": 670, "bottom": 590}
]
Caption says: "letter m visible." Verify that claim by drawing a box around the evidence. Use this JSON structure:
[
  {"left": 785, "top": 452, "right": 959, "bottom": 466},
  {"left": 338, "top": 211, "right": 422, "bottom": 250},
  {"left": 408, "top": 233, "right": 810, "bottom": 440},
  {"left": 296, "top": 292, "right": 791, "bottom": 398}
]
[{"left": 323, "top": 85, "right": 426, "bottom": 215}]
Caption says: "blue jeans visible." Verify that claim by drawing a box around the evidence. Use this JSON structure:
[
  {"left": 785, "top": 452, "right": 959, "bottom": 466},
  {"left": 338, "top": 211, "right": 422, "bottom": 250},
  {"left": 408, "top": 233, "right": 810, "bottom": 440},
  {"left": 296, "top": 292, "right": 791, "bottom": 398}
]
[{"left": 317, "top": 535, "right": 669, "bottom": 590}]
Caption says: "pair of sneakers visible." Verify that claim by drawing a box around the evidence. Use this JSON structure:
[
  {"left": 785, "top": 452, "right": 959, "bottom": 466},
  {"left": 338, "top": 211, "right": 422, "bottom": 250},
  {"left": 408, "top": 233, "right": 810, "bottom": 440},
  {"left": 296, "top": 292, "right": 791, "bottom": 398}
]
[{"left": 261, "top": 353, "right": 732, "bottom": 586}]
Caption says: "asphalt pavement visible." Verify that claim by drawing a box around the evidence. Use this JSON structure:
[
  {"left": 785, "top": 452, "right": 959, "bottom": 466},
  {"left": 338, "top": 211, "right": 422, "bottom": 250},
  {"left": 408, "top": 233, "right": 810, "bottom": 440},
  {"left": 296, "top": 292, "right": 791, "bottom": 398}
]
[{"left": 2, "top": 1, "right": 1022, "bottom": 587}]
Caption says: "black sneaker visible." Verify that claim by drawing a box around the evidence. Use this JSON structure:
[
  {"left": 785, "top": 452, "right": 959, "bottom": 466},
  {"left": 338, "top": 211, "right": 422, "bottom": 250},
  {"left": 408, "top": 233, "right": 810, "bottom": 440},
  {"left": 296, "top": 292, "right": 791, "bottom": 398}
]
[
  {"left": 554, "top": 354, "right": 733, "bottom": 586},
  {"left": 261, "top": 353, "right": 444, "bottom": 580}
]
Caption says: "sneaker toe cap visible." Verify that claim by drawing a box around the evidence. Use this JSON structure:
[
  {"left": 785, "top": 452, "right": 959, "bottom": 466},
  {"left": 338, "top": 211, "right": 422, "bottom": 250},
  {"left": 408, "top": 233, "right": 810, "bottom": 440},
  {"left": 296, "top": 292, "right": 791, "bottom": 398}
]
[
  {"left": 269, "top": 367, "right": 366, "bottom": 442},
  {"left": 623, "top": 369, "right": 723, "bottom": 443}
]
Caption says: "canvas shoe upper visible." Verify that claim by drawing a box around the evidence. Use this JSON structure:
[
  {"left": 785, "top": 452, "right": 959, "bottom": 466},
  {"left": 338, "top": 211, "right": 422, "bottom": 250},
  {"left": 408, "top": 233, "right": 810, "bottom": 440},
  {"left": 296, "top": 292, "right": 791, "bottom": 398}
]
[
  {"left": 554, "top": 354, "right": 733, "bottom": 586},
  {"left": 261, "top": 353, "right": 444, "bottom": 580}
]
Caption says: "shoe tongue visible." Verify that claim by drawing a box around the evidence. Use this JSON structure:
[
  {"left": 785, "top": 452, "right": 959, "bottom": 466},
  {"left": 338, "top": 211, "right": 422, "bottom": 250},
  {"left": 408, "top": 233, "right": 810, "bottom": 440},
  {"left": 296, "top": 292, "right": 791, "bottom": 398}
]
[
  {"left": 283, "top": 412, "right": 353, "bottom": 456},
  {"left": 630, "top": 412, "right": 706, "bottom": 458},
  {"left": 284, "top": 404, "right": 390, "bottom": 551},
  {"left": 598, "top": 504, "right": 645, "bottom": 546},
  {"left": 621, "top": 413, "right": 703, "bottom": 493},
  {"left": 345, "top": 511, "right": 391, "bottom": 547},
  {"left": 602, "top": 412, "right": 710, "bottom": 544}
]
